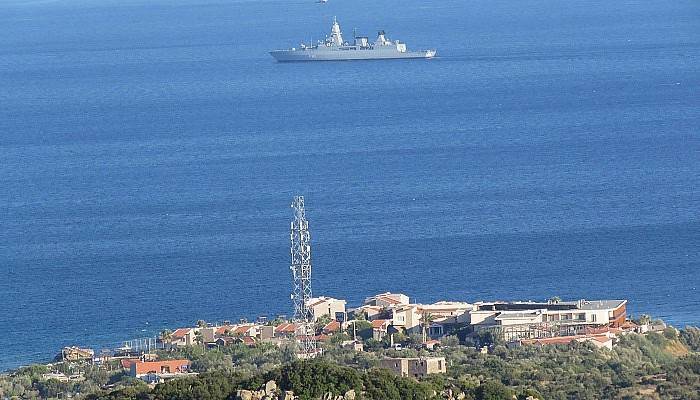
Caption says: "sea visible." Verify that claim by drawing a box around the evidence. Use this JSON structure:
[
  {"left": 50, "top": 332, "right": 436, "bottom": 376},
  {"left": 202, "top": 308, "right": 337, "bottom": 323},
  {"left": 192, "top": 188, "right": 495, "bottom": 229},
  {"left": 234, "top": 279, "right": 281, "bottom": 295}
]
[{"left": 1, "top": 0, "right": 699, "bottom": 371}]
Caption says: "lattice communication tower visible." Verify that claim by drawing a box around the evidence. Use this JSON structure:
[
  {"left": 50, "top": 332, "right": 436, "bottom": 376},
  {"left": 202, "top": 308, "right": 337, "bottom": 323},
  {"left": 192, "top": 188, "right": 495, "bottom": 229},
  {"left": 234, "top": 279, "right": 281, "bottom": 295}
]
[{"left": 290, "top": 196, "right": 318, "bottom": 357}]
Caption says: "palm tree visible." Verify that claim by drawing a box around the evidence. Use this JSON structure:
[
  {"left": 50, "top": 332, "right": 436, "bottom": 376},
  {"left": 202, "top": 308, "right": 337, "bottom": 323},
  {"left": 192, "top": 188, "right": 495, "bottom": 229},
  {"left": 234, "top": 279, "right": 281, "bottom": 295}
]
[
  {"left": 194, "top": 330, "right": 205, "bottom": 349},
  {"left": 159, "top": 329, "right": 173, "bottom": 350},
  {"left": 420, "top": 312, "right": 435, "bottom": 344}
]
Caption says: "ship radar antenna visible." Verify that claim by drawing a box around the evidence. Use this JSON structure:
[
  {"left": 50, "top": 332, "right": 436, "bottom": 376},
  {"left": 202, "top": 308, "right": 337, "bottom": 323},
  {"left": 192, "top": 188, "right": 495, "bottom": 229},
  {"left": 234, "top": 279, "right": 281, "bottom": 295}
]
[{"left": 289, "top": 196, "right": 318, "bottom": 358}]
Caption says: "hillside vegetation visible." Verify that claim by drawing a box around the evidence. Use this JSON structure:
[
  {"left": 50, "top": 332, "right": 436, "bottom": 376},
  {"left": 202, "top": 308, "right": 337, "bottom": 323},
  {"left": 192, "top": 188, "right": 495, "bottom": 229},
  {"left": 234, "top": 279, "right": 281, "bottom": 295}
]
[{"left": 3, "top": 327, "right": 700, "bottom": 399}]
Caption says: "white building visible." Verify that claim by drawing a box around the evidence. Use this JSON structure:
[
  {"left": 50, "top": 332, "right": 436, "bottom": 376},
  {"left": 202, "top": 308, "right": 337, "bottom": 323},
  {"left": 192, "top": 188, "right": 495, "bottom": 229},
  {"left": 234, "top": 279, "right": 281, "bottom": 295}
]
[
  {"left": 390, "top": 304, "right": 422, "bottom": 330},
  {"left": 470, "top": 299, "right": 627, "bottom": 328},
  {"left": 308, "top": 296, "right": 347, "bottom": 322},
  {"left": 363, "top": 292, "right": 410, "bottom": 308}
]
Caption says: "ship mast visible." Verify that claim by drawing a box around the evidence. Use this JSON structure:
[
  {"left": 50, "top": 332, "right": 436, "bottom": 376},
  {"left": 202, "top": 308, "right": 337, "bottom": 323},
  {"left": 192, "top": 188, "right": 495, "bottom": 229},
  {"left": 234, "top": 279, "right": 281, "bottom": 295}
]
[{"left": 330, "top": 16, "right": 344, "bottom": 46}]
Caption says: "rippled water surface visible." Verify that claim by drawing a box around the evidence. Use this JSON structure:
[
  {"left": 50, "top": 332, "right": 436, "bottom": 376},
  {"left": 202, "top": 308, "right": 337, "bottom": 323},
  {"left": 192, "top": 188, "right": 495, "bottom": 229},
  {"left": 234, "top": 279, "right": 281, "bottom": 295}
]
[{"left": 1, "top": 0, "right": 699, "bottom": 370}]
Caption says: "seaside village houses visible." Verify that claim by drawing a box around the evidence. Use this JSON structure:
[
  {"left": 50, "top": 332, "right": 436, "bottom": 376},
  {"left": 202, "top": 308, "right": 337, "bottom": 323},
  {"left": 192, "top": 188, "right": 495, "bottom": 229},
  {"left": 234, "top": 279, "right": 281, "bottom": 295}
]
[{"left": 125, "top": 291, "right": 632, "bottom": 382}]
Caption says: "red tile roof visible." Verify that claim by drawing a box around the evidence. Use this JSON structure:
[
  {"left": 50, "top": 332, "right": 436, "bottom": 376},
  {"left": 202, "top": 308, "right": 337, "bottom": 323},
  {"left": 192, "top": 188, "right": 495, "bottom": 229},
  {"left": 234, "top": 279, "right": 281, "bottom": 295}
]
[
  {"left": 371, "top": 319, "right": 389, "bottom": 329},
  {"left": 120, "top": 359, "right": 137, "bottom": 369},
  {"left": 242, "top": 336, "right": 256, "bottom": 346},
  {"left": 275, "top": 323, "right": 297, "bottom": 334},
  {"left": 215, "top": 326, "right": 232, "bottom": 336},
  {"left": 172, "top": 328, "right": 192, "bottom": 339},
  {"left": 132, "top": 360, "right": 190, "bottom": 376},
  {"left": 315, "top": 334, "right": 331, "bottom": 342},
  {"left": 322, "top": 321, "right": 341, "bottom": 334},
  {"left": 233, "top": 325, "right": 252, "bottom": 335}
]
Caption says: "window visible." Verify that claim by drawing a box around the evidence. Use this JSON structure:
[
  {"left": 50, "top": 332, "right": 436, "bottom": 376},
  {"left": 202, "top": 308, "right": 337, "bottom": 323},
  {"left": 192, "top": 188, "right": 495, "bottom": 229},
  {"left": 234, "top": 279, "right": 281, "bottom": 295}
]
[{"left": 592, "top": 314, "right": 597, "bottom": 322}]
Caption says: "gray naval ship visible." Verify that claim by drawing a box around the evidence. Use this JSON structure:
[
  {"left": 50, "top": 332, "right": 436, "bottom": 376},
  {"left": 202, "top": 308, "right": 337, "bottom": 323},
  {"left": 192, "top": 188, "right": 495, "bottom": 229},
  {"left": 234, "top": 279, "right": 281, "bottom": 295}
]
[{"left": 270, "top": 18, "right": 436, "bottom": 62}]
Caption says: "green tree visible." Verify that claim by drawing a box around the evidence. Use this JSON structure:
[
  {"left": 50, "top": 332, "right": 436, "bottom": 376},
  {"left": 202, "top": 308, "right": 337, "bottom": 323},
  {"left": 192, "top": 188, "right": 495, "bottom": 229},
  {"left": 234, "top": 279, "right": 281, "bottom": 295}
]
[
  {"left": 680, "top": 326, "right": 700, "bottom": 351},
  {"left": 35, "top": 379, "right": 74, "bottom": 398},
  {"left": 315, "top": 314, "right": 333, "bottom": 333},
  {"left": 269, "top": 360, "right": 363, "bottom": 400},
  {"left": 364, "top": 367, "right": 433, "bottom": 400},
  {"left": 194, "top": 330, "right": 205, "bottom": 349},
  {"left": 440, "top": 335, "right": 459, "bottom": 347},
  {"left": 420, "top": 312, "right": 435, "bottom": 343},
  {"left": 347, "top": 320, "right": 373, "bottom": 340},
  {"left": 475, "top": 381, "right": 513, "bottom": 400}
]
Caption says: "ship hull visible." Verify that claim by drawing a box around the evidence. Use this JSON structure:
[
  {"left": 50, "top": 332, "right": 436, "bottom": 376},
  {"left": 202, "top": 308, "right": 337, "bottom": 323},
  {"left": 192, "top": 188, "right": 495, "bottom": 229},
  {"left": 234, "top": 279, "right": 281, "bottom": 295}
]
[{"left": 270, "top": 49, "right": 436, "bottom": 62}]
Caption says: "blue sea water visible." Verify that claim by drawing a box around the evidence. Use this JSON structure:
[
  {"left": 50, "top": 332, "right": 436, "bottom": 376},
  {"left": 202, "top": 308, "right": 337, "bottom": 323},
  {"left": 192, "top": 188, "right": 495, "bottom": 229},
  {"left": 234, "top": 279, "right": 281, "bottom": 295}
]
[{"left": 1, "top": 0, "right": 699, "bottom": 371}]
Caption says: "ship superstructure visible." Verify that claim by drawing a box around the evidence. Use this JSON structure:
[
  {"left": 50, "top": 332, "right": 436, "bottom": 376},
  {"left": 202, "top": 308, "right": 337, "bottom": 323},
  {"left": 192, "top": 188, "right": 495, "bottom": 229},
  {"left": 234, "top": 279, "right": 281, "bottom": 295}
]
[{"left": 270, "top": 18, "right": 436, "bottom": 62}]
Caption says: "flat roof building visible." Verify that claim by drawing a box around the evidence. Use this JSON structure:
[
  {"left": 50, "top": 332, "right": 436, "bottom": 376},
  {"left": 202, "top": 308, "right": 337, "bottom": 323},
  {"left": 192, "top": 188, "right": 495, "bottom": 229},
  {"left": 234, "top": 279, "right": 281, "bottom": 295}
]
[
  {"left": 380, "top": 357, "right": 447, "bottom": 378},
  {"left": 469, "top": 299, "right": 627, "bottom": 341},
  {"left": 307, "top": 296, "right": 347, "bottom": 322}
]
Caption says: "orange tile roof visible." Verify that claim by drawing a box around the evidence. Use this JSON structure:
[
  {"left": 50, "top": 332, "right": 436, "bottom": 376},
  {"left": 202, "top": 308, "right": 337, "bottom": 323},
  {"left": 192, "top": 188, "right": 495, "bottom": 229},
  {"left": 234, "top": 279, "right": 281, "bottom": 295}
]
[
  {"left": 322, "top": 321, "right": 341, "bottom": 333},
  {"left": 172, "top": 328, "right": 192, "bottom": 339},
  {"left": 133, "top": 360, "right": 190, "bottom": 375},
  {"left": 215, "top": 326, "right": 232, "bottom": 335},
  {"left": 275, "top": 323, "right": 297, "bottom": 333},
  {"left": 232, "top": 325, "right": 256, "bottom": 335},
  {"left": 539, "top": 336, "right": 578, "bottom": 345},
  {"left": 371, "top": 319, "right": 389, "bottom": 329},
  {"left": 315, "top": 334, "right": 331, "bottom": 342}
]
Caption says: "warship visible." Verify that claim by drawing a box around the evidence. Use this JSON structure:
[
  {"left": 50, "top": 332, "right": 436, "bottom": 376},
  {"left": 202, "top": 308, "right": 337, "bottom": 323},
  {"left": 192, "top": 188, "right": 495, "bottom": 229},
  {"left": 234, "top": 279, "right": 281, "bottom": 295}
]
[{"left": 270, "top": 18, "right": 436, "bottom": 62}]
